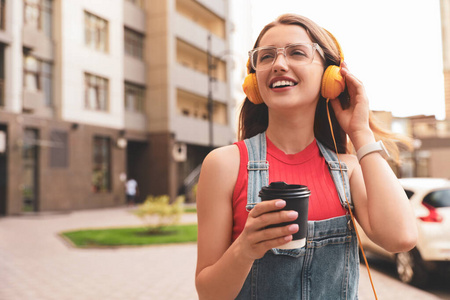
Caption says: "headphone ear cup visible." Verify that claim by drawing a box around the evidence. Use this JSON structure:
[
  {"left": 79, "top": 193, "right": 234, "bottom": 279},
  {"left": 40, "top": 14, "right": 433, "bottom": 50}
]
[
  {"left": 321, "top": 65, "right": 345, "bottom": 99},
  {"left": 242, "top": 73, "right": 264, "bottom": 104}
]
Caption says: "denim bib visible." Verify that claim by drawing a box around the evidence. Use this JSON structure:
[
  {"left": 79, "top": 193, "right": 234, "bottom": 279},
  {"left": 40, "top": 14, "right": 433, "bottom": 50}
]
[{"left": 236, "top": 132, "right": 359, "bottom": 300}]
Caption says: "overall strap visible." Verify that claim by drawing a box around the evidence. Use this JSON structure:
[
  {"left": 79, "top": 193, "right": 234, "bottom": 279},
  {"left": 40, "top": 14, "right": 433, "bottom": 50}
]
[
  {"left": 244, "top": 132, "right": 269, "bottom": 211},
  {"left": 316, "top": 140, "right": 353, "bottom": 210}
]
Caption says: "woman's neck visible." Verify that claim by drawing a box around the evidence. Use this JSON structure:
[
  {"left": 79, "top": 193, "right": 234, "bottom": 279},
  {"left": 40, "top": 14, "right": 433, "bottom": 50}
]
[{"left": 266, "top": 109, "right": 315, "bottom": 155}]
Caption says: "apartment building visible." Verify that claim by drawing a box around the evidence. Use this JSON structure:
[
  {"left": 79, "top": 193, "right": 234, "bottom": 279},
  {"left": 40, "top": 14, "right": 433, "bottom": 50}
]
[
  {"left": 371, "top": 111, "right": 450, "bottom": 179},
  {"left": 0, "top": 0, "right": 235, "bottom": 215}
]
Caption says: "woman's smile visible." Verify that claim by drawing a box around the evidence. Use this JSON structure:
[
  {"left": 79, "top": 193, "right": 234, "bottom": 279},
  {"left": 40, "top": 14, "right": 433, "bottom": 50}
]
[{"left": 269, "top": 76, "right": 298, "bottom": 92}]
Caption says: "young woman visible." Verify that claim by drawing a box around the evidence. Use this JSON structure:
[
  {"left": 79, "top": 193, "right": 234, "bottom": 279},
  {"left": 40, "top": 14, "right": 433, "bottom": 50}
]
[{"left": 195, "top": 14, "right": 417, "bottom": 299}]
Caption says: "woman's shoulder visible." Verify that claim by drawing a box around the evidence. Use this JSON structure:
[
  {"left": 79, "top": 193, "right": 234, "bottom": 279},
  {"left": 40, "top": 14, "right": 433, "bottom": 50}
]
[
  {"left": 202, "top": 144, "right": 240, "bottom": 174},
  {"left": 198, "top": 145, "right": 241, "bottom": 200},
  {"left": 206, "top": 144, "right": 240, "bottom": 160}
]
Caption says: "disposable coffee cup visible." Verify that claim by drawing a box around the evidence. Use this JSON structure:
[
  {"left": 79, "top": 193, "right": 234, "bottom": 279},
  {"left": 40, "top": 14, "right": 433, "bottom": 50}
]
[{"left": 259, "top": 181, "right": 310, "bottom": 249}]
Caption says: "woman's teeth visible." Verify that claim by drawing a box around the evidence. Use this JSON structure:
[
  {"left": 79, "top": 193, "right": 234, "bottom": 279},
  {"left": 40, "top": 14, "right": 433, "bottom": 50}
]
[{"left": 271, "top": 80, "right": 296, "bottom": 88}]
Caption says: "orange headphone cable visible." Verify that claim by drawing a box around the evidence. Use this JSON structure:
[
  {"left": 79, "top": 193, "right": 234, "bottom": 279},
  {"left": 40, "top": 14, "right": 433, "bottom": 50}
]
[{"left": 326, "top": 98, "right": 378, "bottom": 300}]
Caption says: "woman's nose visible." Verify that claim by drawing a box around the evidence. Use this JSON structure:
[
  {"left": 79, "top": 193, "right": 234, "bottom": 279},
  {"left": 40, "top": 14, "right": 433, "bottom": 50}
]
[{"left": 272, "top": 52, "right": 289, "bottom": 72}]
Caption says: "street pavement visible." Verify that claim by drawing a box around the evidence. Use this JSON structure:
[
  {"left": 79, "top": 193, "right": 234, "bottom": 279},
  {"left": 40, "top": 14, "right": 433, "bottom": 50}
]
[{"left": 0, "top": 206, "right": 445, "bottom": 300}]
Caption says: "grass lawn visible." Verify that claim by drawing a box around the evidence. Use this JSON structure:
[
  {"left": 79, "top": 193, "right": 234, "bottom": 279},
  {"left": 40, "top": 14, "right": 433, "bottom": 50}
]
[
  {"left": 61, "top": 224, "right": 197, "bottom": 248},
  {"left": 184, "top": 207, "right": 197, "bottom": 213}
]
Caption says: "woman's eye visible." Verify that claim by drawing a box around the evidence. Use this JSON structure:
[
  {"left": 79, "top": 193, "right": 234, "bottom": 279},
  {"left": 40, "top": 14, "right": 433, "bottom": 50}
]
[
  {"left": 259, "top": 52, "right": 274, "bottom": 62},
  {"left": 290, "top": 50, "right": 307, "bottom": 57}
]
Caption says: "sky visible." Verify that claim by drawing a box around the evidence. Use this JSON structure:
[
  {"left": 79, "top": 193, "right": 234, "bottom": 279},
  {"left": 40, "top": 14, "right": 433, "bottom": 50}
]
[{"left": 233, "top": 0, "right": 445, "bottom": 119}]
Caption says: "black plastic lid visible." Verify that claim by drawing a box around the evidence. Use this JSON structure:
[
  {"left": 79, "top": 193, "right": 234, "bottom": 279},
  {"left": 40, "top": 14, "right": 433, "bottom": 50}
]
[{"left": 259, "top": 181, "right": 311, "bottom": 199}]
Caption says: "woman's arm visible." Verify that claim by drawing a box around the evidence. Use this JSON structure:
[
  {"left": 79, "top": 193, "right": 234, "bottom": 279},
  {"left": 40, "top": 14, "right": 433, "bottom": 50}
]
[
  {"left": 331, "top": 64, "right": 418, "bottom": 253},
  {"left": 343, "top": 151, "right": 417, "bottom": 252},
  {"left": 195, "top": 145, "right": 299, "bottom": 299}
]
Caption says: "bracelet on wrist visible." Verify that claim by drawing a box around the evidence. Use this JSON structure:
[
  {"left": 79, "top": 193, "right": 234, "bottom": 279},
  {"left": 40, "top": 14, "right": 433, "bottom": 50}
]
[{"left": 356, "top": 140, "right": 390, "bottom": 162}]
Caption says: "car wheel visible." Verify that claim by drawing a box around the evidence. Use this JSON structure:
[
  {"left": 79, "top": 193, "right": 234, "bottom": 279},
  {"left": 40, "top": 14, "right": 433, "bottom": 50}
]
[{"left": 395, "top": 249, "right": 428, "bottom": 287}]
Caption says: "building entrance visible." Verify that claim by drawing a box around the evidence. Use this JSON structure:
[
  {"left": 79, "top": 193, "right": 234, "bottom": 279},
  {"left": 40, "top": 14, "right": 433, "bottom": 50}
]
[
  {"left": 22, "top": 128, "right": 39, "bottom": 212},
  {"left": 126, "top": 140, "right": 149, "bottom": 203}
]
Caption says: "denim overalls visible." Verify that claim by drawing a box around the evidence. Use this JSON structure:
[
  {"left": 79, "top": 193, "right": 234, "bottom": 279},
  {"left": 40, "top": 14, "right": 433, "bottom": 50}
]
[{"left": 236, "top": 132, "right": 359, "bottom": 300}]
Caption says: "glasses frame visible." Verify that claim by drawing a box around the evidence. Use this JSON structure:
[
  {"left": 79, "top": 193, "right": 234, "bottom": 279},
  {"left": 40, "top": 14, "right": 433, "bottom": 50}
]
[{"left": 248, "top": 43, "right": 325, "bottom": 71}]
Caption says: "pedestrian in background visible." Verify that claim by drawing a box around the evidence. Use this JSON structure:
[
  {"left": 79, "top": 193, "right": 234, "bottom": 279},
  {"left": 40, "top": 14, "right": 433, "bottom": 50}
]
[{"left": 125, "top": 178, "right": 139, "bottom": 206}]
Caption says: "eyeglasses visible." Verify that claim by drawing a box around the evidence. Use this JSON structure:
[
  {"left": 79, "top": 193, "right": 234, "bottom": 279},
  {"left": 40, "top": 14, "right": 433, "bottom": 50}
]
[{"left": 248, "top": 43, "right": 324, "bottom": 71}]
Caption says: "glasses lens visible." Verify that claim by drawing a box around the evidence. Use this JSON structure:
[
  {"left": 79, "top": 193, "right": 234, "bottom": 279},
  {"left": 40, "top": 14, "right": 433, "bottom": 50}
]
[
  {"left": 252, "top": 48, "right": 276, "bottom": 70},
  {"left": 286, "top": 44, "right": 314, "bottom": 65},
  {"left": 251, "top": 44, "right": 315, "bottom": 70}
]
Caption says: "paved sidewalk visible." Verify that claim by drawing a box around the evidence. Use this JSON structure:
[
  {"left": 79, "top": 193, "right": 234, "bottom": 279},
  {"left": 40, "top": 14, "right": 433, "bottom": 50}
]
[
  {"left": 0, "top": 207, "right": 198, "bottom": 300},
  {"left": 0, "top": 207, "right": 443, "bottom": 300}
]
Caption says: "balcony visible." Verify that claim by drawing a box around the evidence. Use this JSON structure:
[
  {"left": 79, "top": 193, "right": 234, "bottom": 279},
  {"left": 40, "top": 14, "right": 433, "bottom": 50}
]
[
  {"left": 174, "top": 12, "right": 225, "bottom": 57},
  {"left": 123, "top": 0, "right": 146, "bottom": 32},
  {"left": 23, "top": 89, "right": 44, "bottom": 111},
  {"left": 124, "top": 56, "right": 146, "bottom": 85},
  {"left": 195, "top": 0, "right": 227, "bottom": 19},
  {"left": 124, "top": 111, "right": 147, "bottom": 131},
  {"left": 22, "top": 24, "right": 54, "bottom": 61},
  {"left": 172, "top": 114, "right": 233, "bottom": 146},
  {"left": 174, "top": 63, "right": 227, "bottom": 103}
]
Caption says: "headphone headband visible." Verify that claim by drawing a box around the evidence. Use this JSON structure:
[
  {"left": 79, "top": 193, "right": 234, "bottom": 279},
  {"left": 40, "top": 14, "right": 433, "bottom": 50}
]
[{"left": 322, "top": 28, "right": 344, "bottom": 65}]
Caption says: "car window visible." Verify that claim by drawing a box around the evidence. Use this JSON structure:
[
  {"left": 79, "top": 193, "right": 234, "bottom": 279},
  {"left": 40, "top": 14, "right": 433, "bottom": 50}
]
[
  {"left": 423, "top": 189, "right": 450, "bottom": 208},
  {"left": 404, "top": 189, "right": 414, "bottom": 199}
]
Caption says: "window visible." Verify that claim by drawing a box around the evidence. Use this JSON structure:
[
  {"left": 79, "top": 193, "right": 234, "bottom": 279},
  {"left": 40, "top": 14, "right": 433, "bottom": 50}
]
[
  {"left": 49, "top": 130, "right": 68, "bottom": 168},
  {"left": 0, "top": 45, "right": 4, "bottom": 106},
  {"left": 84, "top": 11, "right": 108, "bottom": 52},
  {"left": 124, "top": 27, "right": 144, "bottom": 60},
  {"left": 24, "top": 0, "right": 53, "bottom": 38},
  {"left": 423, "top": 190, "right": 450, "bottom": 208},
  {"left": 125, "top": 0, "right": 145, "bottom": 9},
  {"left": 0, "top": 78, "right": 3, "bottom": 107},
  {"left": 92, "top": 136, "right": 111, "bottom": 193},
  {"left": 84, "top": 73, "right": 109, "bottom": 111},
  {"left": 23, "top": 53, "right": 53, "bottom": 106},
  {"left": 124, "top": 82, "right": 145, "bottom": 113},
  {"left": 0, "top": 0, "right": 5, "bottom": 30}
]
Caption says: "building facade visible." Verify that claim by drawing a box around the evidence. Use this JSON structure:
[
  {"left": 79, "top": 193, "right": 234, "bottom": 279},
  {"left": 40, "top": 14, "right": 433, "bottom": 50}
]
[
  {"left": 0, "top": 0, "right": 235, "bottom": 215},
  {"left": 372, "top": 111, "right": 450, "bottom": 180},
  {"left": 441, "top": 0, "right": 450, "bottom": 119}
]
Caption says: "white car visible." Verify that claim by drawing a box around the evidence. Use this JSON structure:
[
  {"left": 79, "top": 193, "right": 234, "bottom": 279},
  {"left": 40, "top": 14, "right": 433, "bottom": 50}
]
[{"left": 357, "top": 177, "right": 450, "bottom": 286}]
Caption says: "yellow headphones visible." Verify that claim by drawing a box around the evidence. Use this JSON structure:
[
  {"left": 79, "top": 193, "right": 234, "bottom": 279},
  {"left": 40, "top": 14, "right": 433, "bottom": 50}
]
[{"left": 242, "top": 29, "right": 345, "bottom": 104}]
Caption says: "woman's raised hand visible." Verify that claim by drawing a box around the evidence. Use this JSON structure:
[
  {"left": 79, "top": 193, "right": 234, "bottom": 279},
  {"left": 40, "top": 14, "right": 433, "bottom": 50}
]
[{"left": 330, "top": 62, "right": 374, "bottom": 148}]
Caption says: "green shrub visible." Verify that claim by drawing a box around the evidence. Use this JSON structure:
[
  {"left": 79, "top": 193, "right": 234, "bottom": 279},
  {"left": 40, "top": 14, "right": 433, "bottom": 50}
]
[{"left": 132, "top": 195, "right": 184, "bottom": 233}]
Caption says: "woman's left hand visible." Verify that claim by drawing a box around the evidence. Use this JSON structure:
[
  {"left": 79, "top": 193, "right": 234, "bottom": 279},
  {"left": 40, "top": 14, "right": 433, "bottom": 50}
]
[{"left": 329, "top": 62, "right": 373, "bottom": 146}]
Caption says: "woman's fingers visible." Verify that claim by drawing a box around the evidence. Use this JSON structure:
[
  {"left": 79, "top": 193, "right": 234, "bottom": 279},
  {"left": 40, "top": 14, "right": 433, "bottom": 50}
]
[
  {"left": 246, "top": 224, "right": 299, "bottom": 257},
  {"left": 248, "top": 199, "right": 285, "bottom": 218},
  {"left": 340, "top": 63, "right": 366, "bottom": 100},
  {"left": 248, "top": 202, "right": 298, "bottom": 231},
  {"left": 249, "top": 223, "right": 299, "bottom": 244}
]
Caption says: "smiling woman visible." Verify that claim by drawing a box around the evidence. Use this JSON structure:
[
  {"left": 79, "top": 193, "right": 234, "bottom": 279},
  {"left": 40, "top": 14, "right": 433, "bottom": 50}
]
[{"left": 195, "top": 13, "right": 418, "bottom": 300}]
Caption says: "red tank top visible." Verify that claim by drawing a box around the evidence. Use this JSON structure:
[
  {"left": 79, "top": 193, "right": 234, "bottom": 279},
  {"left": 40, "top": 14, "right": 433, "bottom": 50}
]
[{"left": 232, "top": 137, "right": 347, "bottom": 241}]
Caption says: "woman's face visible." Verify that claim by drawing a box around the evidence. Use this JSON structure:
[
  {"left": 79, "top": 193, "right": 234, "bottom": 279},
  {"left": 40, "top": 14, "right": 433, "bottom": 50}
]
[{"left": 256, "top": 24, "right": 324, "bottom": 111}]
